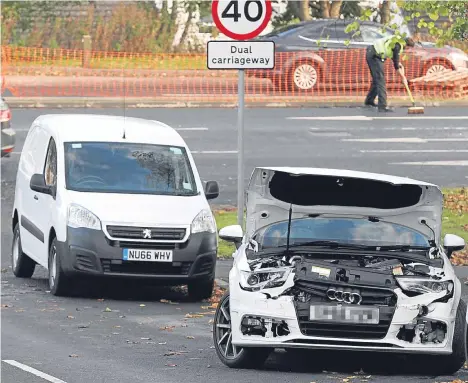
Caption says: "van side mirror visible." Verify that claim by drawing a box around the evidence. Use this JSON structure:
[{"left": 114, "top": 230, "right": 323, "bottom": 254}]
[
  {"left": 205, "top": 181, "right": 219, "bottom": 200},
  {"left": 30, "top": 174, "right": 54, "bottom": 197},
  {"left": 444, "top": 234, "right": 465, "bottom": 257},
  {"left": 219, "top": 225, "right": 243, "bottom": 249}
]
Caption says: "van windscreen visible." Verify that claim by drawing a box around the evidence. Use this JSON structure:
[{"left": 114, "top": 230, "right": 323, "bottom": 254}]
[{"left": 64, "top": 142, "right": 198, "bottom": 196}]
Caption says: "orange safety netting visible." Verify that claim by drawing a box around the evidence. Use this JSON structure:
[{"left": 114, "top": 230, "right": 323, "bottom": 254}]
[{"left": 2, "top": 45, "right": 468, "bottom": 101}]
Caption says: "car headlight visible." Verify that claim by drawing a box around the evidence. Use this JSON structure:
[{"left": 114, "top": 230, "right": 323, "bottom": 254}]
[
  {"left": 240, "top": 268, "right": 291, "bottom": 292},
  {"left": 67, "top": 204, "right": 101, "bottom": 230},
  {"left": 396, "top": 277, "right": 454, "bottom": 295},
  {"left": 191, "top": 209, "right": 216, "bottom": 234}
]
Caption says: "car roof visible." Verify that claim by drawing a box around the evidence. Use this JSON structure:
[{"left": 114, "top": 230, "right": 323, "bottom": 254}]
[
  {"left": 34, "top": 114, "right": 187, "bottom": 147},
  {"left": 256, "top": 166, "right": 439, "bottom": 188}
]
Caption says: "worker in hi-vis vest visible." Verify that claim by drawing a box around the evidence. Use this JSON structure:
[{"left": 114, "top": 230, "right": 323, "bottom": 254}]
[{"left": 365, "top": 35, "right": 415, "bottom": 112}]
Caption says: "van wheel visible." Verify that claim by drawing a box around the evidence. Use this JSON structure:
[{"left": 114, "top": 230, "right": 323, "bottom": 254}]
[
  {"left": 49, "top": 237, "right": 73, "bottom": 296},
  {"left": 188, "top": 278, "right": 214, "bottom": 301},
  {"left": 213, "top": 293, "right": 271, "bottom": 368},
  {"left": 11, "top": 223, "right": 36, "bottom": 278}
]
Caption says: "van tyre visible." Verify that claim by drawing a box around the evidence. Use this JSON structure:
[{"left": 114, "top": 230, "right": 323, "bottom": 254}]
[
  {"left": 421, "top": 298, "right": 467, "bottom": 375},
  {"left": 11, "top": 223, "right": 36, "bottom": 278},
  {"left": 213, "top": 293, "right": 271, "bottom": 369},
  {"left": 48, "top": 237, "right": 73, "bottom": 296},
  {"left": 188, "top": 278, "right": 214, "bottom": 301}
]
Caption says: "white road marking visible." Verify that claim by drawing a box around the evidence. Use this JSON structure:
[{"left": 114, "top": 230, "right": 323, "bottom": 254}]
[
  {"left": 191, "top": 150, "right": 237, "bottom": 154},
  {"left": 287, "top": 116, "right": 468, "bottom": 121},
  {"left": 176, "top": 127, "right": 209, "bottom": 131},
  {"left": 3, "top": 360, "right": 67, "bottom": 383},
  {"left": 390, "top": 161, "right": 468, "bottom": 166},
  {"left": 343, "top": 138, "right": 468, "bottom": 143},
  {"left": 362, "top": 150, "right": 468, "bottom": 153}
]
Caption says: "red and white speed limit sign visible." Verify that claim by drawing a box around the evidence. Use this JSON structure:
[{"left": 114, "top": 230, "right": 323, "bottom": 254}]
[{"left": 212, "top": 0, "right": 272, "bottom": 40}]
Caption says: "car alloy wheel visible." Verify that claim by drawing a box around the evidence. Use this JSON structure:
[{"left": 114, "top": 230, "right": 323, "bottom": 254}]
[
  {"left": 293, "top": 64, "right": 318, "bottom": 90},
  {"left": 214, "top": 295, "right": 242, "bottom": 360},
  {"left": 426, "top": 64, "right": 450, "bottom": 75}
]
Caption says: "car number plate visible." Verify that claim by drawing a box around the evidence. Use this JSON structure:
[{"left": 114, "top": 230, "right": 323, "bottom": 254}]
[
  {"left": 309, "top": 305, "right": 379, "bottom": 324},
  {"left": 123, "top": 249, "right": 173, "bottom": 262}
]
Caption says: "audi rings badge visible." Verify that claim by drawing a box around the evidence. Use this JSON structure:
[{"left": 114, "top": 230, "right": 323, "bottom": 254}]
[{"left": 326, "top": 289, "right": 362, "bottom": 305}]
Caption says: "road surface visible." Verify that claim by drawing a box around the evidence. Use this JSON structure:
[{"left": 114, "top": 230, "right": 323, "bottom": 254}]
[{"left": 2, "top": 106, "right": 468, "bottom": 383}]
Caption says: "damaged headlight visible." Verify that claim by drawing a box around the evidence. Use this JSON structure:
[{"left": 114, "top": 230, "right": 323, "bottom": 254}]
[
  {"left": 239, "top": 268, "right": 291, "bottom": 292},
  {"left": 397, "top": 277, "right": 454, "bottom": 296}
]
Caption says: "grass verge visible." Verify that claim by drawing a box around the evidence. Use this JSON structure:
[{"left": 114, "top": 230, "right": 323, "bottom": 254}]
[
  {"left": 214, "top": 188, "right": 468, "bottom": 263},
  {"left": 8, "top": 55, "right": 207, "bottom": 71}
]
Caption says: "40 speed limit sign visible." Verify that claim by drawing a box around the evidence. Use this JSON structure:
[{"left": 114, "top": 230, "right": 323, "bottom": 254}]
[{"left": 212, "top": 0, "right": 273, "bottom": 40}]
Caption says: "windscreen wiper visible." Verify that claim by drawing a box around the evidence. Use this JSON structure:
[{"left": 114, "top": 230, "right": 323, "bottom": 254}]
[
  {"left": 375, "top": 245, "right": 430, "bottom": 252},
  {"left": 280, "top": 240, "right": 373, "bottom": 250}
]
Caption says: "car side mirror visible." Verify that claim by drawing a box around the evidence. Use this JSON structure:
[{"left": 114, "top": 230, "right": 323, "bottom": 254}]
[
  {"left": 443, "top": 234, "right": 465, "bottom": 257},
  {"left": 219, "top": 225, "right": 243, "bottom": 249},
  {"left": 30, "top": 173, "right": 54, "bottom": 197},
  {"left": 205, "top": 180, "right": 219, "bottom": 200}
]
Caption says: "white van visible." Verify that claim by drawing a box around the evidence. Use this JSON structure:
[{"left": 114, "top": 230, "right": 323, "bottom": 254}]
[{"left": 11, "top": 114, "right": 219, "bottom": 299}]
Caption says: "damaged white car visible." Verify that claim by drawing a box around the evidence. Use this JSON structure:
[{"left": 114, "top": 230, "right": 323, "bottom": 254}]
[{"left": 213, "top": 167, "right": 467, "bottom": 374}]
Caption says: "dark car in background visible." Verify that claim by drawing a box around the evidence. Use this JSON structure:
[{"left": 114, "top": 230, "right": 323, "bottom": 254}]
[
  {"left": 1, "top": 97, "right": 15, "bottom": 157},
  {"left": 251, "top": 20, "right": 468, "bottom": 92}
]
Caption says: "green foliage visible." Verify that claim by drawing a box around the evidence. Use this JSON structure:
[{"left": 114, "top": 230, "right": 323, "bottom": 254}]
[{"left": 345, "top": 0, "right": 467, "bottom": 47}]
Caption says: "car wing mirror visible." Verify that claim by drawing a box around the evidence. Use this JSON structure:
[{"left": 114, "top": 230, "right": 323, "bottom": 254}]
[
  {"left": 219, "top": 225, "right": 243, "bottom": 249},
  {"left": 30, "top": 173, "right": 54, "bottom": 197},
  {"left": 205, "top": 180, "right": 219, "bottom": 200},
  {"left": 443, "top": 234, "right": 466, "bottom": 258}
]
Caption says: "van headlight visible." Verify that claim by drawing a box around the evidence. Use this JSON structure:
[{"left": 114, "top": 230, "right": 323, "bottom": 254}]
[
  {"left": 68, "top": 204, "right": 101, "bottom": 230},
  {"left": 240, "top": 268, "right": 291, "bottom": 292},
  {"left": 191, "top": 209, "right": 216, "bottom": 234},
  {"left": 396, "top": 277, "right": 454, "bottom": 296}
]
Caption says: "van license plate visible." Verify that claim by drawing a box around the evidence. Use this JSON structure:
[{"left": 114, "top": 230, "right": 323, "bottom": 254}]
[{"left": 123, "top": 249, "right": 173, "bottom": 262}]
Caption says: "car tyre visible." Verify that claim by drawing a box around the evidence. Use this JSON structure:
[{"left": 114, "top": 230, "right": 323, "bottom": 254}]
[
  {"left": 188, "top": 278, "right": 214, "bottom": 301},
  {"left": 213, "top": 292, "right": 271, "bottom": 369},
  {"left": 48, "top": 237, "right": 73, "bottom": 296},
  {"left": 420, "top": 298, "right": 467, "bottom": 375},
  {"left": 11, "top": 223, "right": 36, "bottom": 278}
]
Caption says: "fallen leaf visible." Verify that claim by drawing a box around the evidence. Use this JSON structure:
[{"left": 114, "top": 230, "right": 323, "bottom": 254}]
[
  {"left": 181, "top": 324, "right": 188, "bottom": 327},
  {"left": 185, "top": 313, "right": 204, "bottom": 318},
  {"left": 104, "top": 307, "right": 112, "bottom": 312},
  {"left": 78, "top": 324, "right": 89, "bottom": 329},
  {"left": 140, "top": 304, "right": 146, "bottom": 307},
  {"left": 15, "top": 309, "right": 25, "bottom": 313},
  {"left": 159, "top": 342, "right": 167, "bottom": 345},
  {"left": 1, "top": 268, "right": 8, "bottom": 273},
  {"left": 114, "top": 325, "right": 121, "bottom": 328},
  {"left": 164, "top": 351, "right": 182, "bottom": 356},
  {"left": 186, "top": 336, "right": 195, "bottom": 339},
  {"left": 141, "top": 337, "right": 151, "bottom": 340},
  {"left": 342, "top": 379, "right": 349, "bottom": 383},
  {"left": 69, "top": 354, "right": 79, "bottom": 358},
  {"left": 166, "top": 364, "right": 177, "bottom": 367},
  {"left": 159, "top": 326, "right": 175, "bottom": 332},
  {"left": 1, "top": 304, "right": 11, "bottom": 308},
  {"left": 67, "top": 315, "right": 75, "bottom": 319}
]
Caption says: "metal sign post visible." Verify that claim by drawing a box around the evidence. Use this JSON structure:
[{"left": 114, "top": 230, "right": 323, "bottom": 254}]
[
  {"left": 210, "top": 0, "right": 273, "bottom": 229},
  {"left": 237, "top": 69, "right": 245, "bottom": 226}
]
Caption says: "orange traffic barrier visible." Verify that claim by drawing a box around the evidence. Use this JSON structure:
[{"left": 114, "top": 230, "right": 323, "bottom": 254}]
[{"left": 2, "top": 45, "right": 467, "bottom": 100}]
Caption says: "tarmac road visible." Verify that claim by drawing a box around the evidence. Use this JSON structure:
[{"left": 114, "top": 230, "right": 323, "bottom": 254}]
[{"left": 2, "top": 106, "right": 468, "bottom": 383}]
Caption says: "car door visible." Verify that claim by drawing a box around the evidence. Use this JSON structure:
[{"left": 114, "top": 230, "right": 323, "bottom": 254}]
[{"left": 19, "top": 126, "right": 53, "bottom": 267}]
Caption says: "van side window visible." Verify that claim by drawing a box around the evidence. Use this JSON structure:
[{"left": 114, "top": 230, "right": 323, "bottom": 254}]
[{"left": 44, "top": 138, "right": 57, "bottom": 187}]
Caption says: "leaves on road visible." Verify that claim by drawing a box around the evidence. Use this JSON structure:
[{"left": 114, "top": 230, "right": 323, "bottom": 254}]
[
  {"left": 139, "top": 304, "right": 146, "bottom": 307},
  {"left": 186, "top": 336, "right": 195, "bottom": 339},
  {"left": 69, "top": 354, "right": 79, "bottom": 358},
  {"left": 67, "top": 315, "right": 75, "bottom": 319},
  {"left": 104, "top": 307, "right": 112, "bottom": 312},
  {"left": 160, "top": 326, "right": 176, "bottom": 332},
  {"left": 185, "top": 313, "right": 204, "bottom": 319},
  {"left": 160, "top": 299, "right": 178, "bottom": 305}
]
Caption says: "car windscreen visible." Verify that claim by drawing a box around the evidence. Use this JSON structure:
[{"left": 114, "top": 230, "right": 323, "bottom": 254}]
[
  {"left": 64, "top": 142, "right": 198, "bottom": 196},
  {"left": 253, "top": 217, "right": 430, "bottom": 249}
]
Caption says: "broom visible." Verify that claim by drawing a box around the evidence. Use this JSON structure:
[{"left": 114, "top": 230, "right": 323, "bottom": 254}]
[{"left": 403, "top": 78, "right": 424, "bottom": 114}]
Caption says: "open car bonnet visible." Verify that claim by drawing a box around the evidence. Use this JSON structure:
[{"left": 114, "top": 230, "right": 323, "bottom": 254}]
[{"left": 245, "top": 167, "right": 443, "bottom": 245}]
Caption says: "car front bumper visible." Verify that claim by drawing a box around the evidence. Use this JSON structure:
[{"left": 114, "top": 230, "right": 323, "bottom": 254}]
[
  {"left": 57, "top": 227, "right": 217, "bottom": 283},
  {"left": 229, "top": 285, "right": 458, "bottom": 355},
  {"left": 1, "top": 122, "right": 15, "bottom": 156}
]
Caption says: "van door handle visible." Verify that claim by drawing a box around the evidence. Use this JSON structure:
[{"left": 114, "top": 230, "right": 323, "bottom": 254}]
[{"left": 34, "top": 195, "right": 38, "bottom": 200}]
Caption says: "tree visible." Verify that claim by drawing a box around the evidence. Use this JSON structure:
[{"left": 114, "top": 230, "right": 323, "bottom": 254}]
[
  {"left": 346, "top": 0, "right": 467, "bottom": 47},
  {"left": 380, "top": 0, "right": 391, "bottom": 25}
]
